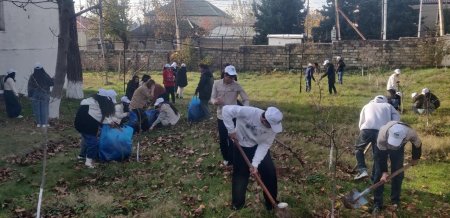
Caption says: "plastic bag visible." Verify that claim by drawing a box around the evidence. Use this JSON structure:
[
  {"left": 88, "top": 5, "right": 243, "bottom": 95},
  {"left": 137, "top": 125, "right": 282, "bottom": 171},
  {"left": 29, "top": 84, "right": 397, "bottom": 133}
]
[
  {"left": 145, "top": 109, "right": 159, "bottom": 126},
  {"left": 188, "top": 96, "right": 204, "bottom": 122},
  {"left": 99, "top": 124, "right": 133, "bottom": 161}
]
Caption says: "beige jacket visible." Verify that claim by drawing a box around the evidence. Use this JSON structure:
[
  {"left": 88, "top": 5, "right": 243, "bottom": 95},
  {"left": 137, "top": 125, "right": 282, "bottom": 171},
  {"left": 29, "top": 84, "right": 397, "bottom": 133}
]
[
  {"left": 210, "top": 79, "right": 249, "bottom": 119},
  {"left": 151, "top": 103, "right": 180, "bottom": 128},
  {"left": 129, "top": 85, "right": 152, "bottom": 110}
]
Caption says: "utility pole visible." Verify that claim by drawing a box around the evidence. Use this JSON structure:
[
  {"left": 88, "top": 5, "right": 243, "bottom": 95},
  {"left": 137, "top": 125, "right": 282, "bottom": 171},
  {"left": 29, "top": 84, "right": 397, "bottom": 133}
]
[
  {"left": 438, "top": 0, "right": 445, "bottom": 36},
  {"left": 174, "top": 0, "right": 181, "bottom": 50},
  {"left": 381, "top": 0, "right": 387, "bottom": 40},
  {"left": 98, "top": 0, "right": 108, "bottom": 84},
  {"left": 334, "top": 0, "right": 341, "bottom": 40},
  {"left": 418, "top": 0, "right": 423, "bottom": 37}
]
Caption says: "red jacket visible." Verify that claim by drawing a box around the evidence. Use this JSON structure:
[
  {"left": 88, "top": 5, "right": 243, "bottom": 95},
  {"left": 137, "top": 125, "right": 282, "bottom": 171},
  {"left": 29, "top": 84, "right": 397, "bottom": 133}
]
[{"left": 163, "top": 69, "right": 176, "bottom": 87}]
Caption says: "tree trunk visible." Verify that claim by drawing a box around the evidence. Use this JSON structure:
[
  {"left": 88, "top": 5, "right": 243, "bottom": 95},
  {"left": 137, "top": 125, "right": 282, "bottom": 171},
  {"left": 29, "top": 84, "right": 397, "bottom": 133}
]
[
  {"left": 66, "top": 2, "right": 84, "bottom": 99},
  {"left": 49, "top": 0, "right": 72, "bottom": 119}
]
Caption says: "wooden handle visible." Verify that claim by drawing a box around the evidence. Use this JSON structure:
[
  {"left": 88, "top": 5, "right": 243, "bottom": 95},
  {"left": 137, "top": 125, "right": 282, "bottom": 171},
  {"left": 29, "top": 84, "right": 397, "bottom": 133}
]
[{"left": 233, "top": 140, "right": 278, "bottom": 207}]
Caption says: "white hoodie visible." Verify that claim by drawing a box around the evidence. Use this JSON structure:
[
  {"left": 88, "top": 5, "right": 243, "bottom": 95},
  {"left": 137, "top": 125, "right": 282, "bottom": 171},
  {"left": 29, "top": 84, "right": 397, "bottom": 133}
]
[
  {"left": 80, "top": 97, "right": 116, "bottom": 124},
  {"left": 359, "top": 96, "right": 400, "bottom": 130}
]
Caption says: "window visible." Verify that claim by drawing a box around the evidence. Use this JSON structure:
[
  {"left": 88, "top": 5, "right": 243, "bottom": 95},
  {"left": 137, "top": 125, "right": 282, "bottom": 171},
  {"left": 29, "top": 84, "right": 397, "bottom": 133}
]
[
  {"left": 155, "top": 39, "right": 162, "bottom": 45},
  {"left": 0, "top": 2, "right": 4, "bottom": 31}
]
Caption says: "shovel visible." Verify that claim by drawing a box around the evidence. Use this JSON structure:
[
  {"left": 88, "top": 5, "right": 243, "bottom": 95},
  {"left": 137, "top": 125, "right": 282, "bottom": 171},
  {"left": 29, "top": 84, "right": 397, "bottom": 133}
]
[
  {"left": 342, "top": 162, "right": 413, "bottom": 209},
  {"left": 233, "top": 140, "right": 291, "bottom": 218}
]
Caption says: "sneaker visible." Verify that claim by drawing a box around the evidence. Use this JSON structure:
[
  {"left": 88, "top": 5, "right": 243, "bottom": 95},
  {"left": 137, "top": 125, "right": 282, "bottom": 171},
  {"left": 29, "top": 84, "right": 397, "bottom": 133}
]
[
  {"left": 37, "top": 124, "right": 41, "bottom": 128},
  {"left": 223, "top": 160, "right": 229, "bottom": 166},
  {"left": 354, "top": 170, "right": 369, "bottom": 180},
  {"left": 372, "top": 206, "right": 381, "bottom": 216},
  {"left": 16, "top": 115, "right": 23, "bottom": 118},
  {"left": 77, "top": 155, "right": 86, "bottom": 160},
  {"left": 277, "top": 202, "right": 288, "bottom": 209},
  {"left": 85, "top": 158, "right": 95, "bottom": 168}
]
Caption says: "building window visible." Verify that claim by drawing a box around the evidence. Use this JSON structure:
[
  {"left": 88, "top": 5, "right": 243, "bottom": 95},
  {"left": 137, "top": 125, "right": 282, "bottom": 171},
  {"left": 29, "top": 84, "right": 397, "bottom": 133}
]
[
  {"left": 0, "top": 2, "right": 5, "bottom": 31},
  {"left": 155, "top": 39, "right": 162, "bottom": 45}
]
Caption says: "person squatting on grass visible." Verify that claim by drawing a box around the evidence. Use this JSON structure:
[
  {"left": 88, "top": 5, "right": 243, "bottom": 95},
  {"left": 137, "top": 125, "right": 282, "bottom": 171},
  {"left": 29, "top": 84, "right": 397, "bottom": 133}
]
[
  {"left": 149, "top": 98, "right": 180, "bottom": 130},
  {"left": 372, "top": 121, "right": 422, "bottom": 215},
  {"left": 304, "top": 63, "right": 316, "bottom": 92},
  {"left": 320, "top": 60, "right": 337, "bottom": 95},
  {"left": 222, "top": 105, "right": 286, "bottom": 210},
  {"left": 28, "top": 63, "right": 54, "bottom": 128},
  {"left": 195, "top": 63, "right": 214, "bottom": 120},
  {"left": 335, "top": 56, "right": 346, "bottom": 85},
  {"left": 163, "top": 64, "right": 176, "bottom": 104},
  {"left": 3, "top": 69, "right": 23, "bottom": 118},
  {"left": 411, "top": 88, "right": 440, "bottom": 115},
  {"left": 210, "top": 65, "right": 249, "bottom": 166},
  {"left": 74, "top": 89, "right": 118, "bottom": 168},
  {"left": 354, "top": 95, "right": 400, "bottom": 180},
  {"left": 125, "top": 75, "right": 140, "bottom": 100}
]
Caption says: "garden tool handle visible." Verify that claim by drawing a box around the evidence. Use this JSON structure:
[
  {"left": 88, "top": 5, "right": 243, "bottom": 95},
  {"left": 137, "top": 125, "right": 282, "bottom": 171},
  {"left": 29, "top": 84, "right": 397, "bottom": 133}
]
[{"left": 233, "top": 140, "right": 278, "bottom": 207}]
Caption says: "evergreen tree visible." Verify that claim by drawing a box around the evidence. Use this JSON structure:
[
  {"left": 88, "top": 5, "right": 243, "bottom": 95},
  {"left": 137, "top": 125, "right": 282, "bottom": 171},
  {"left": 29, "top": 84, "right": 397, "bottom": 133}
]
[
  {"left": 313, "top": 0, "right": 419, "bottom": 42},
  {"left": 253, "top": 0, "right": 305, "bottom": 45}
]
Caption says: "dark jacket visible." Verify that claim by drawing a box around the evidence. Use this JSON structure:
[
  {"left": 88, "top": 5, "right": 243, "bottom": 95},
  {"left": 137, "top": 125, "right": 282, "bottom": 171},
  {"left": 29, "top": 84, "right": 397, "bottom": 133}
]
[
  {"left": 176, "top": 66, "right": 188, "bottom": 87},
  {"left": 320, "top": 63, "right": 336, "bottom": 83},
  {"left": 305, "top": 66, "right": 315, "bottom": 81},
  {"left": 195, "top": 69, "right": 214, "bottom": 101},
  {"left": 413, "top": 93, "right": 440, "bottom": 109},
  {"left": 126, "top": 80, "right": 139, "bottom": 100},
  {"left": 74, "top": 105, "right": 101, "bottom": 135},
  {"left": 27, "top": 68, "right": 54, "bottom": 97},
  {"left": 336, "top": 60, "right": 345, "bottom": 72}
]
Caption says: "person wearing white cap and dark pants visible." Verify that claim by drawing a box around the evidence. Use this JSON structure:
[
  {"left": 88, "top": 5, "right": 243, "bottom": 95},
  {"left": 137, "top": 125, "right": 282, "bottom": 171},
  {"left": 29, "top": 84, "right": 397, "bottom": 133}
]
[
  {"left": 3, "top": 69, "right": 23, "bottom": 118},
  {"left": 386, "top": 69, "right": 401, "bottom": 92},
  {"left": 412, "top": 88, "right": 440, "bottom": 115},
  {"left": 353, "top": 95, "right": 400, "bottom": 180},
  {"left": 319, "top": 60, "right": 337, "bottom": 95},
  {"left": 28, "top": 63, "right": 54, "bottom": 128},
  {"left": 150, "top": 97, "right": 180, "bottom": 130},
  {"left": 222, "top": 105, "right": 287, "bottom": 211},
  {"left": 372, "top": 121, "right": 422, "bottom": 214},
  {"left": 210, "top": 65, "right": 250, "bottom": 166},
  {"left": 305, "top": 63, "right": 316, "bottom": 92},
  {"left": 336, "top": 56, "right": 346, "bottom": 85}
]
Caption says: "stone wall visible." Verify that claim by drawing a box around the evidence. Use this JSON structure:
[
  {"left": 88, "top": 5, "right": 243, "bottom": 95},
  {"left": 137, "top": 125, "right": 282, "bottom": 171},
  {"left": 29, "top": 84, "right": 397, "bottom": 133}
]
[{"left": 81, "top": 36, "right": 449, "bottom": 72}]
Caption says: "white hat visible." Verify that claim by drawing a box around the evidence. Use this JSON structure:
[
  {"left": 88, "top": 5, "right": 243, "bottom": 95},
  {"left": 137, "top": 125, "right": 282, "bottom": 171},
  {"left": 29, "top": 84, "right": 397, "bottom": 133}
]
[
  {"left": 323, "top": 60, "right": 330, "bottom": 66},
  {"left": 308, "top": 63, "right": 313, "bottom": 67},
  {"left": 265, "top": 107, "right": 283, "bottom": 133},
  {"left": 98, "top": 88, "right": 109, "bottom": 97},
  {"left": 394, "top": 69, "right": 401, "bottom": 74},
  {"left": 373, "top": 95, "right": 387, "bottom": 103},
  {"left": 34, "top": 62, "right": 43, "bottom": 69},
  {"left": 154, "top": 97, "right": 164, "bottom": 106},
  {"left": 121, "top": 96, "right": 131, "bottom": 104},
  {"left": 171, "top": 62, "right": 177, "bottom": 68},
  {"left": 388, "top": 124, "right": 407, "bottom": 147},
  {"left": 336, "top": 56, "right": 341, "bottom": 60},
  {"left": 7, "top": 69, "right": 16, "bottom": 74},
  {"left": 181, "top": 63, "right": 186, "bottom": 67},
  {"left": 164, "top": 64, "right": 171, "bottom": 68},
  {"left": 421, "top": 88, "right": 429, "bottom": 94},
  {"left": 106, "top": 89, "right": 118, "bottom": 103},
  {"left": 411, "top": 92, "right": 418, "bottom": 98},
  {"left": 224, "top": 65, "right": 237, "bottom": 76},
  {"left": 396, "top": 92, "right": 402, "bottom": 97}
]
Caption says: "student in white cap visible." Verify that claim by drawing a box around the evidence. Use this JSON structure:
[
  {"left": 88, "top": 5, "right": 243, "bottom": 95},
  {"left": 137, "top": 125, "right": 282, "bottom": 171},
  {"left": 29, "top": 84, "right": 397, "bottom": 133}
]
[
  {"left": 412, "top": 88, "right": 440, "bottom": 115},
  {"left": 176, "top": 63, "right": 188, "bottom": 99},
  {"left": 386, "top": 69, "right": 401, "bottom": 91},
  {"left": 3, "top": 69, "right": 23, "bottom": 118},
  {"left": 149, "top": 97, "right": 180, "bottom": 130},
  {"left": 353, "top": 95, "right": 400, "bottom": 180},
  {"left": 305, "top": 63, "right": 316, "bottom": 92},
  {"left": 222, "top": 105, "right": 287, "bottom": 211},
  {"left": 210, "top": 65, "right": 250, "bottom": 166},
  {"left": 28, "top": 63, "right": 54, "bottom": 128},
  {"left": 319, "top": 59, "right": 337, "bottom": 95},
  {"left": 335, "top": 56, "right": 346, "bottom": 84},
  {"left": 372, "top": 121, "right": 422, "bottom": 214},
  {"left": 74, "top": 88, "right": 117, "bottom": 168},
  {"left": 163, "top": 63, "right": 176, "bottom": 104}
]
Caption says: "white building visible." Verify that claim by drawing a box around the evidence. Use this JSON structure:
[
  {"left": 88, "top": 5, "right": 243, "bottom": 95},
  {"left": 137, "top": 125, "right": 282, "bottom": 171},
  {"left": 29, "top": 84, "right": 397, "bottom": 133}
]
[
  {"left": 0, "top": 1, "right": 59, "bottom": 94},
  {"left": 267, "top": 34, "right": 304, "bottom": 46}
]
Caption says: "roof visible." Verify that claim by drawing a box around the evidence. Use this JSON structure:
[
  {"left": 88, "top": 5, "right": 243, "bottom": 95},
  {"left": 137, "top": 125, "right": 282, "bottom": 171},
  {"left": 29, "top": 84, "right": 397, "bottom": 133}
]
[
  {"left": 208, "top": 26, "right": 255, "bottom": 38},
  {"left": 421, "top": 0, "right": 450, "bottom": 3},
  {"left": 146, "top": 0, "right": 231, "bottom": 18}
]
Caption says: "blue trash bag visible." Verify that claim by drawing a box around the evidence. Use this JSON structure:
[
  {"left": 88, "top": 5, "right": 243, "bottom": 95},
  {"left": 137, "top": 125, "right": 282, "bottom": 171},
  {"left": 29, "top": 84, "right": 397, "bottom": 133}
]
[
  {"left": 188, "top": 96, "right": 204, "bottom": 122},
  {"left": 126, "top": 110, "right": 138, "bottom": 127},
  {"left": 145, "top": 109, "right": 159, "bottom": 126},
  {"left": 99, "top": 124, "right": 133, "bottom": 161}
]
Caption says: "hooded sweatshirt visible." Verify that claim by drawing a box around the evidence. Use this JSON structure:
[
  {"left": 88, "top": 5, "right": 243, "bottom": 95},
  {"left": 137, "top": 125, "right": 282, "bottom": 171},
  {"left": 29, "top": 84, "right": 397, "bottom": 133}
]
[
  {"left": 74, "top": 97, "right": 115, "bottom": 135},
  {"left": 359, "top": 96, "right": 400, "bottom": 130}
]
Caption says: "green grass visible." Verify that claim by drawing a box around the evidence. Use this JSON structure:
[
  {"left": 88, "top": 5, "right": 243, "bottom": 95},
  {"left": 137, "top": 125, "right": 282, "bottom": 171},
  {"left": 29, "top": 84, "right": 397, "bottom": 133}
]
[{"left": 0, "top": 68, "right": 449, "bottom": 217}]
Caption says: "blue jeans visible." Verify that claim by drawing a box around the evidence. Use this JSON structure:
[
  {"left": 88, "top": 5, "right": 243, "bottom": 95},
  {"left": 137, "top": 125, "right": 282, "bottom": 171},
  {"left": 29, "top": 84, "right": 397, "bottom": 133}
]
[
  {"left": 337, "top": 71, "right": 344, "bottom": 84},
  {"left": 81, "top": 133, "right": 99, "bottom": 159},
  {"left": 31, "top": 91, "right": 50, "bottom": 125},
  {"left": 373, "top": 145, "right": 405, "bottom": 208},
  {"left": 355, "top": 129, "right": 378, "bottom": 174},
  {"left": 305, "top": 78, "right": 312, "bottom": 92}
]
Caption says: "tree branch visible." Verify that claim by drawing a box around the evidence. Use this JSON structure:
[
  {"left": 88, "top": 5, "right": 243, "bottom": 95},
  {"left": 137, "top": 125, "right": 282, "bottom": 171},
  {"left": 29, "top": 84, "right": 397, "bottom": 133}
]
[{"left": 74, "top": 4, "right": 100, "bottom": 17}]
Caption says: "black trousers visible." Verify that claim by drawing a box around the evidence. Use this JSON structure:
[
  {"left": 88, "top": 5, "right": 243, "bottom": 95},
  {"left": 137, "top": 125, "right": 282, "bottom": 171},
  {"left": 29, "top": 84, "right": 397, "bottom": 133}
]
[
  {"left": 328, "top": 82, "right": 337, "bottom": 94},
  {"left": 217, "top": 119, "right": 235, "bottom": 164},
  {"left": 165, "top": 86, "right": 176, "bottom": 103},
  {"left": 132, "top": 108, "right": 149, "bottom": 133},
  {"left": 232, "top": 145, "right": 277, "bottom": 210}
]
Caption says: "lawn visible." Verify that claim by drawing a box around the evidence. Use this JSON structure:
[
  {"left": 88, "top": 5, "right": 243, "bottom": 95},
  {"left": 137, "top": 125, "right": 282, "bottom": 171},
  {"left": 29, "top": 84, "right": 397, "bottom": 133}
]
[{"left": 0, "top": 67, "right": 448, "bottom": 217}]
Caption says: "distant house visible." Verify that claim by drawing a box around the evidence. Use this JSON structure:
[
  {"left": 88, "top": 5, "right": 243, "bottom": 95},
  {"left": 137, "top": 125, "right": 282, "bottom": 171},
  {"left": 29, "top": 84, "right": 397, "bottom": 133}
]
[
  {"left": 0, "top": 2, "right": 58, "bottom": 94},
  {"left": 145, "top": 0, "right": 232, "bottom": 32},
  {"left": 411, "top": 0, "right": 450, "bottom": 35}
]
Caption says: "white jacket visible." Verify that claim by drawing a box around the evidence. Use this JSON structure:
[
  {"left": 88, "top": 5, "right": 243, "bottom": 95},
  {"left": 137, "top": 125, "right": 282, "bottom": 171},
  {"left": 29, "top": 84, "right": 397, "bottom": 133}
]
[
  {"left": 359, "top": 97, "right": 400, "bottom": 130},
  {"left": 81, "top": 97, "right": 116, "bottom": 124},
  {"left": 386, "top": 73, "right": 399, "bottom": 91}
]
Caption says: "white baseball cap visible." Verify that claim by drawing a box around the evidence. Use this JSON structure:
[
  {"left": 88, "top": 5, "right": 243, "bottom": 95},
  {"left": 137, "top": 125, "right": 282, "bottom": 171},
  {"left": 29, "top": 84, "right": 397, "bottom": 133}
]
[
  {"left": 323, "top": 60, "right": 330, "bottom": 66},
  {"left": 34, "top": 62, "right": 43, "bottom": 69},
  {"left": 7, "top": 69, "right": 16, "bottom": 74},
  {"left": 411, "top": 92, "right": 417, "bottom": 98},
  {"left": 164, "top": 64, "right": 171, "bottom": 68},
  {"left": 171, "top": 62, "right": 177, "bottom": 68},
  {"left": 224, "top": 65, "right": 237, "bottom": 76},
  {"left": 98, "top": 88, "right": 109, "bottom": 97},
  {"left": 181, "top": 63, "right": 186, "bottom": 67},
  {"left": 336, "top": 56, "right": 341, "bottom": 60},
  {"left": 421, "top": 88, "right": 429, "bottom": 94},
  {"left": 154, "top": 97, "right": 164, "bottom": 106},
  {"left": 121, "top": 96, "right": 131, "bottom": 104},
  {"left": 394, "top": 69, "right": 401, "bottom": 74},
  {"left": 387, "top": 124, "right": 407, "bottom": 147},
  {"left": 106, "top": 89, "right": 118, "bottom": 103},
  {"left": 265, "top": 107, "right": 283, "bottom": 133}
]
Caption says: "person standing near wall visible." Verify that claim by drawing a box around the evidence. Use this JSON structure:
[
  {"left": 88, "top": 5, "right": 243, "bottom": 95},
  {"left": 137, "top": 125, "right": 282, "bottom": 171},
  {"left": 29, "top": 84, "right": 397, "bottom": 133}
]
[
  {"left": 336, "top": 56, "right": 346, "bottom": 85},
  {"left": 386, "top": 69, "right": 401, "bottom": 92},
  {"left": 3, "top": 69, "right": 23, "bottom": 118},
  {"left": 305, "top": 63, "right": 316, "bottom": 92},
  {"left": 28, "top": 63, "right": 54, "bottom": 128},
  {"left": 195, "top": 63, "right": 214, "bottom": 120},
  {"left": 176, "top": 63, "right": 188, "bottom": 99},
  {"left": 320, "top": 60, "right": 337, "bottom": 95},
  {"left": 163, "top": 64, "right": 176, "bottom": 104}
]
